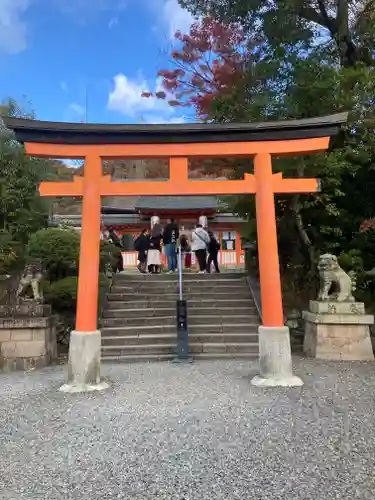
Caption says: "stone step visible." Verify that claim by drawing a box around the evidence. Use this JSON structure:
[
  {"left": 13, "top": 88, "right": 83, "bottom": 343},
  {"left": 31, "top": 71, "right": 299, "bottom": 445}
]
[
  {"left": 110, "top": 286, "right": 250, "bottom": 295},
  {"left": 105, "top": 298, "right": 256, "bottom": 310},
  {"left": 100, "top": 314, "right": 259, "bottom": 328},
  {"left": 103, "top": 306, "right": 258, "bottom": 318},
  {"left": 101, "top": 342, "right": 259, "bottom": 356},
  {"left": 102, "top": 333, "right": 259, "bottom": 346},
  {"left": 102, "top": 354, "right": 175, "bottom": 363},
  {"left": 107, "top": 291, "right": 252, "bottom": 301},
  {"left": 112, "top": 278, "right": 248, "bottom": 290},
  {"left": 101, "top": 323, "right": 259, "bottom": 336},
  {"left": 114, "top": 272, "right": 246, "bottom": 282},
  {"left": 101, "top": 352, "right": 258, "bottom": 363}
]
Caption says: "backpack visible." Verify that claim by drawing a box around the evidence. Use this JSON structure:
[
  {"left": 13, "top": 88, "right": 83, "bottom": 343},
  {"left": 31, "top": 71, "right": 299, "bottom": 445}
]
[
  {"left": 134, "top": 236, "right": 141, "bottom": 251},
  {"left": 210, "top": 235, "right": 220, "bottom": 252}
]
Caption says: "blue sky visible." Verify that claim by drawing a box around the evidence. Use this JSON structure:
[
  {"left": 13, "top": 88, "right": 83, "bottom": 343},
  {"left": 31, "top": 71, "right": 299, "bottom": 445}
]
[{"left": 0, "top": 0, "right": 195, "bottom": 124}]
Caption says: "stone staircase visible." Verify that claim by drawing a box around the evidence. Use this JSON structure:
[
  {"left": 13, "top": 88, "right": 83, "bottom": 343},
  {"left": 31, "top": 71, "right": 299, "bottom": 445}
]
[{"left": 100, "top": 272, "right": 260, "bottom": 362}]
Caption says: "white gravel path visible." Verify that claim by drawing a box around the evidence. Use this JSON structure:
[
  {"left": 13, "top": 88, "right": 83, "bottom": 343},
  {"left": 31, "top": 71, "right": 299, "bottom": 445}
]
[{"left": 1, "top": 358, "right": 375, "bottom": 499}]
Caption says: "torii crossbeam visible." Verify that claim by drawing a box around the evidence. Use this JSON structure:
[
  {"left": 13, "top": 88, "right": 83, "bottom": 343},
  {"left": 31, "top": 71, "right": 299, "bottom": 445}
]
[{"left": 3, "top": 113, "right": 348, "bottom": 390}]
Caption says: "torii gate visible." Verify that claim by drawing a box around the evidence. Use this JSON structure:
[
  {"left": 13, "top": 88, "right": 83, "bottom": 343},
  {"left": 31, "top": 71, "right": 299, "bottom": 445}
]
[{"left": 3, "top": 113, "right": 347, "bottom": 391}]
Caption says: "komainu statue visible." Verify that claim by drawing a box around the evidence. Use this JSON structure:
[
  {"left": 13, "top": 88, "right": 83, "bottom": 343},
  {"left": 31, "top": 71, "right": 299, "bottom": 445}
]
[
  {"left": 16, "top": 260, "right": 44, "bottom": 303},
  {"left": 317, "top": 254, "right": 356, "bottom": 302}
]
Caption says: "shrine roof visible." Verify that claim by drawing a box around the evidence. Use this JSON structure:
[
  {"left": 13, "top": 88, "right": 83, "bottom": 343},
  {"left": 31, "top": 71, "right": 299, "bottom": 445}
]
[
  {"left": 135, "top": 196, "right": 218, "bottom": 211},
  {"left": 2, "top": 113, "right": 348, "bottom": 145}
]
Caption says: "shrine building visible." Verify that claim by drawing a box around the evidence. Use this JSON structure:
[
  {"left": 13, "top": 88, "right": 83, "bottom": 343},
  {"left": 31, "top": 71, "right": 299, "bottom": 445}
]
[{"left": 52, "top": 195, "right": 246, "bottom": 268}]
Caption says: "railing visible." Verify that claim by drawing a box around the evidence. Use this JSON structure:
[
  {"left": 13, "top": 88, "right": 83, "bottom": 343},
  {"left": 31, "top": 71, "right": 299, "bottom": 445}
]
[{"left": 121, "top": 250, "right": 244, "bottom": 268}]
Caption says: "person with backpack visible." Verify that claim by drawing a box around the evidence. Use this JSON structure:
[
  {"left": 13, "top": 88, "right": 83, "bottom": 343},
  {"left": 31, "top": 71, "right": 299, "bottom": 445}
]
[
  {"left": 207, "top": 230, "right": 221, "bottom": 273},
  {"left": 134, "top": 229, "right": 149, "bottom": 274},
  {"left": 191, "top": 224, "right": 210, "bottom": 274}
]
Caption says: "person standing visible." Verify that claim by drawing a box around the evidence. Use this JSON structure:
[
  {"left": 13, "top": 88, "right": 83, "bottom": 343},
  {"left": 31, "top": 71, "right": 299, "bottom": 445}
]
[
  {"left": 207, "top": 231, "right": 220, "bottom": 273},
  {"left": 134, "top": 229, "right": 149, "bottom": 274},
  {"left": 163, "top": 217, "right": 179, "bottom": 273},
  {"left": 147, "top": 223, "right": 162, "bottom": 274},
  {"left": 191, "top": 224, "right": 210, "bottom": 274},
  {"left": 180, "top": 233, "right": 191, "bottom": 270}
]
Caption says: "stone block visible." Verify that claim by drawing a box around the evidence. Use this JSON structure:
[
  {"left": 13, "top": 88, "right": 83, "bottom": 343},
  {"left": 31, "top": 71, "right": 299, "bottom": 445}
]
[
  {"left": 1, "top": 340, "right": 46, "bottom": 358},
  {"left": 303, "top": 303, "right": 374, "bottom": 361},
  {"left": 0, "top": 303, "right": 51, "bottom": 317},
  {"left": 10, "top": 329, "right": 33, "bottom": 341},
  {"left": 309, "top": 300, "right": 365, "bottom": 315},
  {"left": 1, "top": 356, "right": 49, "bottom": 373},
  {"left": 0, "top": 329, "right": 11, "bottom": 342},
  {"left": 303, "top": 311, "right": 374, "bottom": 325},
  {"left": 0, "top": 317, "right": 50, "bottom": 329}
]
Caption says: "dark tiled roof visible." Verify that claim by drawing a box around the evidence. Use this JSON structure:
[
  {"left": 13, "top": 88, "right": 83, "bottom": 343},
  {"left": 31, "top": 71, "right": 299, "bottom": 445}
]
[
  {"left": 135, "top": 196, "right": 218, "bottom": 211},
  {"left": 3, "top": 113, "right": 348, "bottom": 145}
]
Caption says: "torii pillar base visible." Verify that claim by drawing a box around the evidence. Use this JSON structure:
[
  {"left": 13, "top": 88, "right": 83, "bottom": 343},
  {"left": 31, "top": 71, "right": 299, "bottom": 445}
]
[
  {"left": 251, "top": 326, "right": 303, "bottom": 387},
  {"left": 59, "top": 330, "right": 109, "bottom": 393}
]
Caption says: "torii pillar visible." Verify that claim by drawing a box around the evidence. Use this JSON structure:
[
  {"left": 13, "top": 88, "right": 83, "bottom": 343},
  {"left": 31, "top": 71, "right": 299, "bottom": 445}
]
[{"left": 2, "top": 113, "right": 347, "bottom": 391}]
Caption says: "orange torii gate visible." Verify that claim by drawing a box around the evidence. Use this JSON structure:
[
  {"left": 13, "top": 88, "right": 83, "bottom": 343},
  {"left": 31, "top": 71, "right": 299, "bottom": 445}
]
[{"left": 4, "top": 114, "right": 347, "bottom": 391}]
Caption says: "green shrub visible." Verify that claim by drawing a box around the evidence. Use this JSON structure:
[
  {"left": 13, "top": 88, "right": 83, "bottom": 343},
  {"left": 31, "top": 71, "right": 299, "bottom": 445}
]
[
  {"left": 0, "top": 229, "right": 23, "bottom": 275},
  {"left": 44, "top": 274, "right": 110, "bottom": 314},
  {"left": 26, "top": 227, "right": 80, "bottom": 281}
]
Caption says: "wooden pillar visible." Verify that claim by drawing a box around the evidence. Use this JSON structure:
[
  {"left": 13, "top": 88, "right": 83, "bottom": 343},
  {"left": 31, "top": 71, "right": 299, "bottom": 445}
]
[
  {"left": 75, "top": 154, "right": 102, "bottom": 332},
  {"left": 254, "top": 153, "right": 284, "bottom": 327}
]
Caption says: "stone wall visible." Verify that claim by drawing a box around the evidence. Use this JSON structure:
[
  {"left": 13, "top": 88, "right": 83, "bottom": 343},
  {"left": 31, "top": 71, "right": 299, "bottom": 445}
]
[{"left": 0, "top": 306, "right": 57, "bottom": 372}]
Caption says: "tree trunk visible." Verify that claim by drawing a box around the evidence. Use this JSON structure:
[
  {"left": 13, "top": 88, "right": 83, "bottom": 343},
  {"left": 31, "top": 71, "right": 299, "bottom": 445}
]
[{"left": 290, "top": 161, "right": 317, "bottom": 269}]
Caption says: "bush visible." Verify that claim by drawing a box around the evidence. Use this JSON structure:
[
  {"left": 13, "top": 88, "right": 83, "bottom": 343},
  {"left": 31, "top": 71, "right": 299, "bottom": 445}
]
[
  {"left": 0, "top": 229, "right": 23, "bottom": 275},
  {"left": 26, "top": 228, "right": 80, "bottom": 281},
  {"left": 44, "top": 274, "right": 110, "bottom": 313}
]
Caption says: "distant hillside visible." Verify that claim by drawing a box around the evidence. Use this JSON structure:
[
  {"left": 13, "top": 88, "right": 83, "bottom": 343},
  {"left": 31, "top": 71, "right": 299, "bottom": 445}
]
[
  {"left": 51, "top": 157, "right": 216, "bottom": 215},
  {"left": 51, "top": 159, "right": 169, "bottom": 215}
]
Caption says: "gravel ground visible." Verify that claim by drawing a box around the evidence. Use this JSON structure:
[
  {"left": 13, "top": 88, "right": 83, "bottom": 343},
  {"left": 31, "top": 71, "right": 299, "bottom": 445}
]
[{"left": 1, "top": 358, "right": 375, "bottom": 500}]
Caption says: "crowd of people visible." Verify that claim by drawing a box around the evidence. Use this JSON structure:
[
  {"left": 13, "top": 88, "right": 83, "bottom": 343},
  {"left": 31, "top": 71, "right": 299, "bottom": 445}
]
[{"left": 133, "top": 218, "right": 221, "bottom": 275}]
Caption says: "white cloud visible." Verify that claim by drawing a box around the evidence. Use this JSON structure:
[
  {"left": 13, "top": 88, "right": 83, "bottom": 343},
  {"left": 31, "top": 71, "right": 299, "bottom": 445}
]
[
  {"left": 108, "top": 17, "right": 118, "bottom": 29},
  {"left": 150, "top": 0, "right": 194, "bottom": 40},
  {"left": 0, "top": 0, "right": 30, "bottom": 54},
  {"left": 107, "top": 73, "right": 188, "bottom": 123},
  {"left": 108, "top": 73, "right": 175, "bottom": 118},
  {"left": 162, "top": 0, "right": 194, "bottom": 39},
  {"left": 142, "top": 114, "right": 186, "bottom": 124},
  {"left": 68, "top": 103, "right": 85, "bottom": 115},
  {"left": 55, "top": 0, "right": 127, "bottom": 21}
]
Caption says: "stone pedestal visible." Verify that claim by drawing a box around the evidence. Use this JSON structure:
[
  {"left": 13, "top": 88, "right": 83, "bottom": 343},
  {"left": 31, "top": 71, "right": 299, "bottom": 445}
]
[
  {"left": 0, "top": 303, "right": 57, "bottom": 372},
  {"left": 251, "top": 326, "right": 303, "bottom": 387},
  {"left": 60, "top": 330, "right": 108, "bottom": 393},
  {"left": 303, "top": 300, "right": 374, "bottom": 361}
]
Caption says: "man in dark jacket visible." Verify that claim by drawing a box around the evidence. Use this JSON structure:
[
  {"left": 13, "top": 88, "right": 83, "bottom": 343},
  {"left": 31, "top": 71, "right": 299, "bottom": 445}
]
[
  {"left": 207, "top": 230, "right": 220, "bottom": 273},
  {"left": 163, "top": 217, "right": 179, "bottom": 272},
  {"left": 134, "top": 229, "right": 149, "bottom": 273}
]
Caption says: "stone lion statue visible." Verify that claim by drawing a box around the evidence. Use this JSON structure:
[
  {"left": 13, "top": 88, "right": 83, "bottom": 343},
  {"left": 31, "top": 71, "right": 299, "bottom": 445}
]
[
  {"left": 317, "top": 253, "right": 356, "bottom": 302},
  {"left": 16, "top": 259, "right": 44, "bottom": 303}
]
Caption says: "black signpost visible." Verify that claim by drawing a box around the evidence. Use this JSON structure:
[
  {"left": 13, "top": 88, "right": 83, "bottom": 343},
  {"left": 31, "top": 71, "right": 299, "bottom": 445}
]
[{"left": 173, "top": 246, "right": 192, "bottom": 363}]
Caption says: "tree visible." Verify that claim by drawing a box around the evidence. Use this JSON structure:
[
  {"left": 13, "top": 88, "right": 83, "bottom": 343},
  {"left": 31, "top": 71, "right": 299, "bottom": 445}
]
[
  {"left": 142, "top": 17, "right": 249, "bottom": 120},
  {"left": 148, "top": 4, "right": 375, "bottom": 304},
  {"left": 177, "top": 0, "right": 375, "bottom": 68}
]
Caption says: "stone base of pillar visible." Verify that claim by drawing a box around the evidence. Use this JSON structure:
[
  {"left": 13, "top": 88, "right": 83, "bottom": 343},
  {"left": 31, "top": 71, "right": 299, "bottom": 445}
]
[
  {"left": 251, "top": 326, "right": 303, "bottom": 387},
  {"left": 60, "top": 330, "right": 109, "bottom": 393}
]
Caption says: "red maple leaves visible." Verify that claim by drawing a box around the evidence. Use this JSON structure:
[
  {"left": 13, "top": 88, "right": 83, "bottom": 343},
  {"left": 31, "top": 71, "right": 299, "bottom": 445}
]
[{"left": 141, "top": 17, "right": 248, "bottom": 119}]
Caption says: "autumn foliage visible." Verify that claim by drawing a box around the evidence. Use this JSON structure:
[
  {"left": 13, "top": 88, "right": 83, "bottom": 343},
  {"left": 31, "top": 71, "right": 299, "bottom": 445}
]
[{"left": 141, "top": 17, "right": 248, "bottom": 119}]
